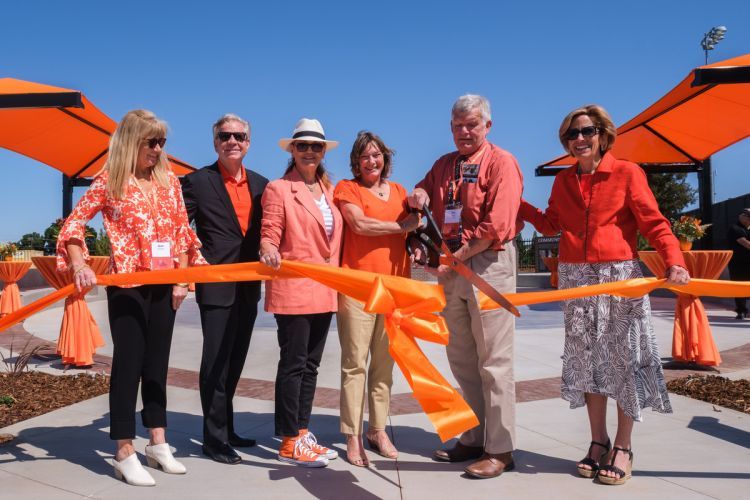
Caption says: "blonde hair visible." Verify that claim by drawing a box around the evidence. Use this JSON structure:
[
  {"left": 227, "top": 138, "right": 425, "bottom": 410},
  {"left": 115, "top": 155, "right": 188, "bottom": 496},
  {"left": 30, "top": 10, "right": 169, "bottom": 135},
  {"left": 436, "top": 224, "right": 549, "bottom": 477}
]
[
  {"left": 558, "top": 104, "right": 617, "bottom": 155},
  {"left": 105, "top": 109, "right": 169, "bottom": 199}
]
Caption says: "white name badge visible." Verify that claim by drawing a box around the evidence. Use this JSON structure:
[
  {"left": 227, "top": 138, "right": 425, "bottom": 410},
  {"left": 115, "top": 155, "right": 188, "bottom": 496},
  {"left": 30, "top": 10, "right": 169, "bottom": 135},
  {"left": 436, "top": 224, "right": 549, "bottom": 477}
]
[
  {"left": 151, "top": 241, "right": 173, "bottom": 270},
  {"left": 444, "top": 208, "right": 461, "bottom": 224}
]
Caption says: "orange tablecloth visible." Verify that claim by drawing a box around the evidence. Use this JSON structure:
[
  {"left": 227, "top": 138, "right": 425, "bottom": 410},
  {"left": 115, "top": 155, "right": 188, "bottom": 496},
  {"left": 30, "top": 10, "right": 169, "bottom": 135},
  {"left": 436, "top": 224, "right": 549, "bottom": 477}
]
[
  {"left": 542, "top": 256, "right": 559, "bottom": 288},
  {"left": 0, "top": 261, "right": 32, "bottom": 316},
  {"left": 31, "top": 256, "right": 110, "bottom": 366},
  {"left": 639, "top": 250, "right": 732, "bottom": 366}
]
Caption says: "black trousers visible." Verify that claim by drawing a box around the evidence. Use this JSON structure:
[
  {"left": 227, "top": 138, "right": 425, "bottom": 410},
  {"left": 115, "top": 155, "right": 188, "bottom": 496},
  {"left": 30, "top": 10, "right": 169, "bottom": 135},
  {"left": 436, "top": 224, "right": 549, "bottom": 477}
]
[
  {"left": 728, "top": 261, "right": 750, "bottom": 314},
  {"left": 274, "top": 312, "right": 332, "bottom": 437},
  {"left": 198, "top": 292, "right": 258, "bottom": 446},
  {"left": 107, "top": 285, "right": 175, "bottom": 440}
]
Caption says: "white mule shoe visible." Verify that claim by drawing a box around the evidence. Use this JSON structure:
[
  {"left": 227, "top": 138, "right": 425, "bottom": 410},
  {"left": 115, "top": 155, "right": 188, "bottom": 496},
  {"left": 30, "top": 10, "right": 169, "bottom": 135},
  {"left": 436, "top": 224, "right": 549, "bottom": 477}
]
[
  {"left": 112, "top": 453, "right": 156, "bottom": 486},
  {"left": 145, "top": 443, "right": 187, "bottom": 474}
]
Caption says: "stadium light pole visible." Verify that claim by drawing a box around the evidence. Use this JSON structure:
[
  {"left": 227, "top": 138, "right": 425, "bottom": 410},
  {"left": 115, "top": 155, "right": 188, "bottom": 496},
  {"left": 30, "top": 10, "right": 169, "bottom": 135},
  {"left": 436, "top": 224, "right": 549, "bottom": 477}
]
[{"left": 701, "top": 26, "right": 727, "bottom": 65}]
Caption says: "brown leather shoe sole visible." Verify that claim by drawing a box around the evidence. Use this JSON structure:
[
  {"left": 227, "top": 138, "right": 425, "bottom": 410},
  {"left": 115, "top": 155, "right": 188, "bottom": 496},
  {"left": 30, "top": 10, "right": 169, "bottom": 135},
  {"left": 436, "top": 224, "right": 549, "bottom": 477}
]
[{"left": 464, "top": 460, "right": 515, "bottom": 479}]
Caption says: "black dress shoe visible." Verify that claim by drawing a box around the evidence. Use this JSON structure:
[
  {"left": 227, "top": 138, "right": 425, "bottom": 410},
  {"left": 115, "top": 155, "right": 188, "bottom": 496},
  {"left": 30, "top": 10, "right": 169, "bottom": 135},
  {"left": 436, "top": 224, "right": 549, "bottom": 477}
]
[
  {"left": 229, "top": 433, "right": 256, "bottom": 448},
  {"left": 202, "top": 443, "right": 241, "bottom": 464},
  {"left": 735, "top": 312, "right": 746, "bottom": 320}
]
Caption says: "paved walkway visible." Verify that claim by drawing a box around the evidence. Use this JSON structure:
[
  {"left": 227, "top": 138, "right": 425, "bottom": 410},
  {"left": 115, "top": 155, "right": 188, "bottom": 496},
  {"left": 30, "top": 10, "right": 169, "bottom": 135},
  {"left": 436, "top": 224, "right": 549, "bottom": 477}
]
[{"left": 1, "top": 287, "right": 749, "bottom": 499}]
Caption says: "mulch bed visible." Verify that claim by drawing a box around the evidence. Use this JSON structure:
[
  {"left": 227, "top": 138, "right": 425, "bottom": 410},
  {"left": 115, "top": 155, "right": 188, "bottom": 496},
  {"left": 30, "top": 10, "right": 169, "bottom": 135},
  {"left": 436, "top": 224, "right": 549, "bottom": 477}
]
[
  {"left": 0, "top": 371, "right": 109, "bottom": 430},
  {"left": 667, "top": 375, "right": 750, "bottom": 414}
]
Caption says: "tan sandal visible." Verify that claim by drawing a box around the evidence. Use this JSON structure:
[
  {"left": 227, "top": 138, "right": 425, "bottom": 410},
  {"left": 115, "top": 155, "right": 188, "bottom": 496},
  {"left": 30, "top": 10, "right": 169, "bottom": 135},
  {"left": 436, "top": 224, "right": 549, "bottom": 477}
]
[
  {"left": 598, "top": 446, "right": 633, "bottom": 485},
  {"left": 345, "top": 435, "right": 369, "bottom": 467},
  {"left": 366, "top": 432, "right": 398, "bottom": 459}
]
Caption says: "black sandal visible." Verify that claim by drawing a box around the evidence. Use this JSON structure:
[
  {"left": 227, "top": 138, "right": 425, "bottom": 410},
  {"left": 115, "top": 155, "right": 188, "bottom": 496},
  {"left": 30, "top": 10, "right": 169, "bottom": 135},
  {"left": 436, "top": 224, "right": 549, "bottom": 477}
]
[
  {"left": 597, "top": 446, "right": 633, "bottom": 485},
  {"left": 576, "top": 439, "right": 611, "bottom": 478}
]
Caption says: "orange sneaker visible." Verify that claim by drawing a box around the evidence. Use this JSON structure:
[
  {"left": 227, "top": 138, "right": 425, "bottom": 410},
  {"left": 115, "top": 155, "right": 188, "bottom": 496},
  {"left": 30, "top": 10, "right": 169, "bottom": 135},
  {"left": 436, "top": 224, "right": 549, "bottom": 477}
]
[
  {"left": 300, "top": 430, "right": 338, "bottom": 460},
  {"left": 278, "top": 438, "right": 328, "bottom": 468}
]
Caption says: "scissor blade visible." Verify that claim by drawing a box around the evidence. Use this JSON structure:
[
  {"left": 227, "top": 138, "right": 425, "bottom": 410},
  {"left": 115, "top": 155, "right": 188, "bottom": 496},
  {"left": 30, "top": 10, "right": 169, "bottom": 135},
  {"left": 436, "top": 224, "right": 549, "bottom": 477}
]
[{"left": 441, "top": 244, "right": 520, "bottom": 317}]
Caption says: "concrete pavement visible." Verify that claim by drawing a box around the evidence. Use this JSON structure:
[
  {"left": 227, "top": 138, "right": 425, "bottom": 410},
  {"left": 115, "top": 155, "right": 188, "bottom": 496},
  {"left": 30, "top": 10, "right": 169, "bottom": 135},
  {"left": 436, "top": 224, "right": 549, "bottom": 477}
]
[{"left": 1, "top": 286, "right": 749, "bottom": 499}]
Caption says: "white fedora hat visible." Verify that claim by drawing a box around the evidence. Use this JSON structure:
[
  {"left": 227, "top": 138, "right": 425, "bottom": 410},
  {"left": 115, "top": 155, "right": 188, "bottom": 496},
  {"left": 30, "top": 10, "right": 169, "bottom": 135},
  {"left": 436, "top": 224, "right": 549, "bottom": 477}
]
[{"left": 278, "top": 118, "right": 339, "bottom": 152}]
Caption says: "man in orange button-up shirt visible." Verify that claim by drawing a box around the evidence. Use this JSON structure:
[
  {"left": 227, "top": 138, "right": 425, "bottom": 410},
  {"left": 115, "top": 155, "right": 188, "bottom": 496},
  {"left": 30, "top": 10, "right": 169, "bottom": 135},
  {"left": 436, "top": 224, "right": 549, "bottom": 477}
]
[
  {"left": 409, "top": 95, "right": 523, "bottom": 480},
  {"left": 182, "top": 114, "right": 269, "bottom": 465}
]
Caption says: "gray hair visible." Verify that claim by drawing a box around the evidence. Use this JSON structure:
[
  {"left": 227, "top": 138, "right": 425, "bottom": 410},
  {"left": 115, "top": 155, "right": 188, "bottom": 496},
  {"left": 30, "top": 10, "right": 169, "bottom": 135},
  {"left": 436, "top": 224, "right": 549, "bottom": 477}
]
[
  {"left": 452, "top": 94, "right": 492, "bottom": 122},
  {"left": 212, "top": 113, "right": 251, "bottom": 139}
]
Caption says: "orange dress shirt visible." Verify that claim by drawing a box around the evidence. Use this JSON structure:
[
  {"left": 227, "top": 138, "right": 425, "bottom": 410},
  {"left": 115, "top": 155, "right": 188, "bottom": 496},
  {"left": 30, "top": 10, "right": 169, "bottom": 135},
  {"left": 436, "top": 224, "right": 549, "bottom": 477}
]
[
  {"left": 333, "top": 179, "right": 410, "bottom": 278},
  {"left": 415, "top": 141, "right": 524, "bottom": 250},
  {"left": 218, "top": 161, "right": 252, "bottom": 235},
  {"left": 519, "top": 153, "right": 686, "bottom": 269}
]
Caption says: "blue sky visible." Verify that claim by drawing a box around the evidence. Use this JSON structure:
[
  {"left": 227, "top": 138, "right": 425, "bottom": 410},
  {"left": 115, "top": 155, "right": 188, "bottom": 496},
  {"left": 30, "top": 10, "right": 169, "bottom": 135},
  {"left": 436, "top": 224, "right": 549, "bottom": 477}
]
[{"left": 1, "top": 0, "right": 749, "bottom": 241}]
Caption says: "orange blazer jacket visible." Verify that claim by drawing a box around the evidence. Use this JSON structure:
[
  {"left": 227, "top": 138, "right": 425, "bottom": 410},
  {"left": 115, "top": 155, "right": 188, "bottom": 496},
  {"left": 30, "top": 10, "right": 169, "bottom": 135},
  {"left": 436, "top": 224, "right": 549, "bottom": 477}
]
[
  {"left": 520, "top": 153, "right": 685, "bottom": 269},
  {"left": 260, "top": 168, "right": 343, "bottom": 314}
]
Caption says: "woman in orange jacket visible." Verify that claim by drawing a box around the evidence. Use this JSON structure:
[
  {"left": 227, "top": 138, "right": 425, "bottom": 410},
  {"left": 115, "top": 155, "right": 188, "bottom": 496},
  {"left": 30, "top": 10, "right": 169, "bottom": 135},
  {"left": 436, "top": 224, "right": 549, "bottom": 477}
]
[
  {"left": 520, "top": 104, "right": 690, "bottom": 485},
  {"left": 259, "top": 118, "right": 343, "bottom": 468}
]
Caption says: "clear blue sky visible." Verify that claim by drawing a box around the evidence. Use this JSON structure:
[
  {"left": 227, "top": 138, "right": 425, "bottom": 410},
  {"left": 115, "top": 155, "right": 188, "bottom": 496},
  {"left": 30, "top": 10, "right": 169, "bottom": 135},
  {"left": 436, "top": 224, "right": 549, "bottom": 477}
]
[{"left": 1, "top": 0, "right": 749, "bottom": 241}]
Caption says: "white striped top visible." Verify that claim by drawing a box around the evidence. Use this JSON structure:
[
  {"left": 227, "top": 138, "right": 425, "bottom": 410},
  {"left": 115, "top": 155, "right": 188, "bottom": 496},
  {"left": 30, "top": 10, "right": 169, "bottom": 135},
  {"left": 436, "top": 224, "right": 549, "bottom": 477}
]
[{"left": 314, "top": 194, "right": 334, "bottom": 239}]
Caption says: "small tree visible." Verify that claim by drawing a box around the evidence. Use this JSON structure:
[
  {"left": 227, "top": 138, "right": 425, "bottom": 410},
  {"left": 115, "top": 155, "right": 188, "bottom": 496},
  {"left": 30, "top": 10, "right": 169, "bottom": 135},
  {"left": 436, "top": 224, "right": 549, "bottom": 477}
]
[
  {"left": 638, "top": 172, "right": 698, "bottom": 250},
  {"left": 91, "top": 228, "right": 111, "bottom": 256},
  {"left": 16, "top": 232, "right": 45, "bottom": 250},
  {"left": 647, "top": 172, "right": 697, "bottom": 220}
]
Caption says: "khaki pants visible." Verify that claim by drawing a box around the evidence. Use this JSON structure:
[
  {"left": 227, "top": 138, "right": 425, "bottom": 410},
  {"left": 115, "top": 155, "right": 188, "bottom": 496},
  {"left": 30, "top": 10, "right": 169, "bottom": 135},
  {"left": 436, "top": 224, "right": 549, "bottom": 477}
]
[
  {"left": 337, "top": 294, "right": 395, "bottom": 435},
  {"left": 440, "top": 246, "right": 516, "bottom": 454}
]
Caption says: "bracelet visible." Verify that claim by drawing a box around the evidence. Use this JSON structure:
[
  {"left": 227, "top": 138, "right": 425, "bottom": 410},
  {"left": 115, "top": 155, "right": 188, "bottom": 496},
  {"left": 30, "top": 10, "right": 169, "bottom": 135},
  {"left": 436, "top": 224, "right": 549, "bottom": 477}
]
[
  {"left": 72, "top": 264, "right": 90, "bottom": 276},
  {"left": 175, "top": 283, "right": 189, "bottom": 288}
]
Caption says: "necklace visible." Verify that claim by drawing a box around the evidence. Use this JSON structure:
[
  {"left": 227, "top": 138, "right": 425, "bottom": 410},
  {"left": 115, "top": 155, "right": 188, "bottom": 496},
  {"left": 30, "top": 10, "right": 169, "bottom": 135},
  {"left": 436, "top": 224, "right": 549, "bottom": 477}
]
[
  {"left": 362, "top": 179, "right": 386, "bottom": 198},
  {"left": 305, "top": 182, "right": 316, "bottom": 193}
]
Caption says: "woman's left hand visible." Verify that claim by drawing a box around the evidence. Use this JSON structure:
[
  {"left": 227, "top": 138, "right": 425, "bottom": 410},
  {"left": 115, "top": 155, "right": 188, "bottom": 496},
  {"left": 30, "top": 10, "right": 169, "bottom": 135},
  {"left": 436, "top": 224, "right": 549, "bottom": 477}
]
[
  {"left": 172, "top": 284, "right": 189, "bottom": 310},
  {"left": 666, "top": 265, "right": 690, "bottom": 285}
]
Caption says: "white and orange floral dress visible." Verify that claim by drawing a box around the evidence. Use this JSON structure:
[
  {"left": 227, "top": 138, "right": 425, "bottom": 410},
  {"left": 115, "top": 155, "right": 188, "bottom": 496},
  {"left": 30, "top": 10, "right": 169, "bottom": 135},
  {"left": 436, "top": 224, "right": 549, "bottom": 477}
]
[{"left": 56, "top": 170, "right": 205, "bottom": 281}]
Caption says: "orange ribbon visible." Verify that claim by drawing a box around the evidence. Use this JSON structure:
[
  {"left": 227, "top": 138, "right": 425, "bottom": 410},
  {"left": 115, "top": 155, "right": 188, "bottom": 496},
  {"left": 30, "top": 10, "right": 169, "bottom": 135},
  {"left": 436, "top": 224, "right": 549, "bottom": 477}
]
[
  {"left": 0, "top": 261, "right": 478, "bottom": 442},
  {"left": 479, "top": 278, "right": 750, "bottom": 367},
  {"left": 477, "top": 277, "right": 750, "bottom": 309}
]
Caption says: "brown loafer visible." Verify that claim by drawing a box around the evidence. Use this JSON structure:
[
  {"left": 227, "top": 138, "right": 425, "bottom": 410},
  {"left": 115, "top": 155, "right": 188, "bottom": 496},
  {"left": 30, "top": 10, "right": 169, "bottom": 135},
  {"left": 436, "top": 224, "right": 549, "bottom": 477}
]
[
  {"left": 433, "top": 442, "right": 484, "bottom": 462},
  {"left": 464, "top": 452, "right": 515, "bottom": 479}
]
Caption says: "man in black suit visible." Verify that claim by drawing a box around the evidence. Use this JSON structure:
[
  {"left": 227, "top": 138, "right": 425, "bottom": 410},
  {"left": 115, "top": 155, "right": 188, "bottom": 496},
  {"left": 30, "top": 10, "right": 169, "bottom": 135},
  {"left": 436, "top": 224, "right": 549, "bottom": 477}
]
[{"left": 182, "top": 114, "right": 268, "bottom": 464}]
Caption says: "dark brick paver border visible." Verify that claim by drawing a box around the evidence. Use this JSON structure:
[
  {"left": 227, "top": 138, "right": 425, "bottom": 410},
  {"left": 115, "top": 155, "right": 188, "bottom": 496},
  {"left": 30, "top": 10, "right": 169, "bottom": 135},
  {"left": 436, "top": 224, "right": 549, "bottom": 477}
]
[{"left": 2, "top": 322, "right": 749, "bottom": 416}]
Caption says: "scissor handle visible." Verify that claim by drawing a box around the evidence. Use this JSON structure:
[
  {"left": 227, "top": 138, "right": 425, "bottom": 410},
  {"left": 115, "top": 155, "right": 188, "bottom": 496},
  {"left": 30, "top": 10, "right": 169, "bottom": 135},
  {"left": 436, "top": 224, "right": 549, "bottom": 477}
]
[{"left": 405, "top": 206, "right": 443, "bottom": 268}]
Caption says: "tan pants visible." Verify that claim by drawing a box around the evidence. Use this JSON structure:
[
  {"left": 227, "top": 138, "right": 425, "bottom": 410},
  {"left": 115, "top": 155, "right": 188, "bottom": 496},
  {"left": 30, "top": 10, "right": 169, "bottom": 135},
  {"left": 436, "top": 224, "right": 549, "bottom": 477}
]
[
  {"left": 336, "top": 294, "right": 395, "bottom": 435},
  {"left": 440, "top": 246, "right": 516, "bottom": 454}
]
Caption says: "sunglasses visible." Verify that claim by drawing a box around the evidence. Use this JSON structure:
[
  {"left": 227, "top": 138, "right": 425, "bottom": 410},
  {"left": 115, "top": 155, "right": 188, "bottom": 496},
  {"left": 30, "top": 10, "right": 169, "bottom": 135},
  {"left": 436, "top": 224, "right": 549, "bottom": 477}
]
[
  {"left": 143, "top": 137, "right": 167, "bottom": 149},
  {"left": 294, "top": 142, "right": 325, "bottom": 153},
  {"left": 564, "top": 126, "right": 599, "bottom": 141},
  {"left": 217, "top": 131, "right": 248, "bottom": 142}
]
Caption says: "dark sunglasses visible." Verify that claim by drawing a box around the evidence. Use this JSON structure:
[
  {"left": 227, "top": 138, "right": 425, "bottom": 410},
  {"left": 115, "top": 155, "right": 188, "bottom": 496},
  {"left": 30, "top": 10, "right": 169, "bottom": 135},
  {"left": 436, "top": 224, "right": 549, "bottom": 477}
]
[
  {"left": 217, "top": 131, "right": 248, "bottom": 142},
  {"left": 294, "top": 142, "right": 325, "bottom": 153},
  {"left": 143, "top": 137, "right": 167, "bottom": 149},
  {"left": 564, "top": 126, "right": 599, "bottom": 141}
]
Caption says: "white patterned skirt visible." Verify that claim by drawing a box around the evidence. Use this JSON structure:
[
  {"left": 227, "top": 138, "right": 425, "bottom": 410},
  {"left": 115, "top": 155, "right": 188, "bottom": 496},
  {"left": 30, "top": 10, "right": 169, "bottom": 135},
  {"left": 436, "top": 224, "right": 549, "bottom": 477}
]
[{"left": 558, "top": 260, "right": 672, "bottom": 421}]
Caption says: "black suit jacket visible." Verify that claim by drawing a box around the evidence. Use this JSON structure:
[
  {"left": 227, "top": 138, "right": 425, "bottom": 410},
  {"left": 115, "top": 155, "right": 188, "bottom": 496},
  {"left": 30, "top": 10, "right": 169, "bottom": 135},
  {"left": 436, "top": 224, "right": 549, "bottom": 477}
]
[{"left": 182, "top": 162, "right": 269, "bottom": 307}]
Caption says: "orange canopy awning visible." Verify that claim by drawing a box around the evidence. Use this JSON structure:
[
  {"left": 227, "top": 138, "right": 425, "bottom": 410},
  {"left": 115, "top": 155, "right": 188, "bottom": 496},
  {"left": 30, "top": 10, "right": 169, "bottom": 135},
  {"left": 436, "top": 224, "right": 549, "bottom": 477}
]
[
  {"left": 0, "top": 78, "right": 194, "bottom": 178},
  {"left": 537, "top": 53, "right": 750, "bottom": 174}
]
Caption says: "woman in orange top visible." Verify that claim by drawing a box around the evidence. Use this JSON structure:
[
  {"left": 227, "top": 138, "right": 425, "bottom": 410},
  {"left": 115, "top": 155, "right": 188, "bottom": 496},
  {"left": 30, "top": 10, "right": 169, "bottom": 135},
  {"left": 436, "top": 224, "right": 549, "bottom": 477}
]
[
  {"left": 57, "top": 110, "right": 203, "bottom": 486},
  {"left": 333, "top": 131, "right": 420, "bottom": 466},
  {"left": 260, "top": 118, "right": 343, "bottom": 468},
  {"left": 520, "top": 105, "right": 690, "bottom": 485}
]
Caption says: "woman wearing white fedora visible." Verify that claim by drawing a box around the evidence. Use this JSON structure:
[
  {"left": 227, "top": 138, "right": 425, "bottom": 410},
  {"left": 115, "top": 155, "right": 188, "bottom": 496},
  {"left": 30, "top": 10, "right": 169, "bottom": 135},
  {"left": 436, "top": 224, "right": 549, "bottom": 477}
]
[{"left": 259, "top": 118, "right": 343, "bottom": 467}]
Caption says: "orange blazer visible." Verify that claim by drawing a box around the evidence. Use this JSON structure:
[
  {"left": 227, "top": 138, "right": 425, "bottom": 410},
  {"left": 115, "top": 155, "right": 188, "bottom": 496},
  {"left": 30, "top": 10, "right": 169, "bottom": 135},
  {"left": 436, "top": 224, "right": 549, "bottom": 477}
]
[
  {"left": 520, "top": 153, "right": 685, "bottom": 269},
  {"left": 260, "top": 168, "right": 343, "bottom": 314}
]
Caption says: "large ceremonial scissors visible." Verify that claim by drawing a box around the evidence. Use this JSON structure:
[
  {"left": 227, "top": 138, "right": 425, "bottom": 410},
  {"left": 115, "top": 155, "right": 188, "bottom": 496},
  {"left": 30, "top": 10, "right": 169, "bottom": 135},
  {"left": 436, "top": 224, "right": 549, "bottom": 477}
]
[{"left": 406, "top": 207, "right": 520, "bottom": 317}]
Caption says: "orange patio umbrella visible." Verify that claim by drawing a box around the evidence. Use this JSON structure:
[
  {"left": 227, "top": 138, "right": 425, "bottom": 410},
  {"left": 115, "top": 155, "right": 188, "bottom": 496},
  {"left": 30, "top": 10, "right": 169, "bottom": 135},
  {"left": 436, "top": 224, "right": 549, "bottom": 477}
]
[
  {"left": 534, "top": 53, "right": 750, "bottom": 241},
  {"left": 0, "top": 78, "right": 195, "bottom": 214},
  {"left": 536, "top": 53, "right": 750, "bottom": 173}
]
